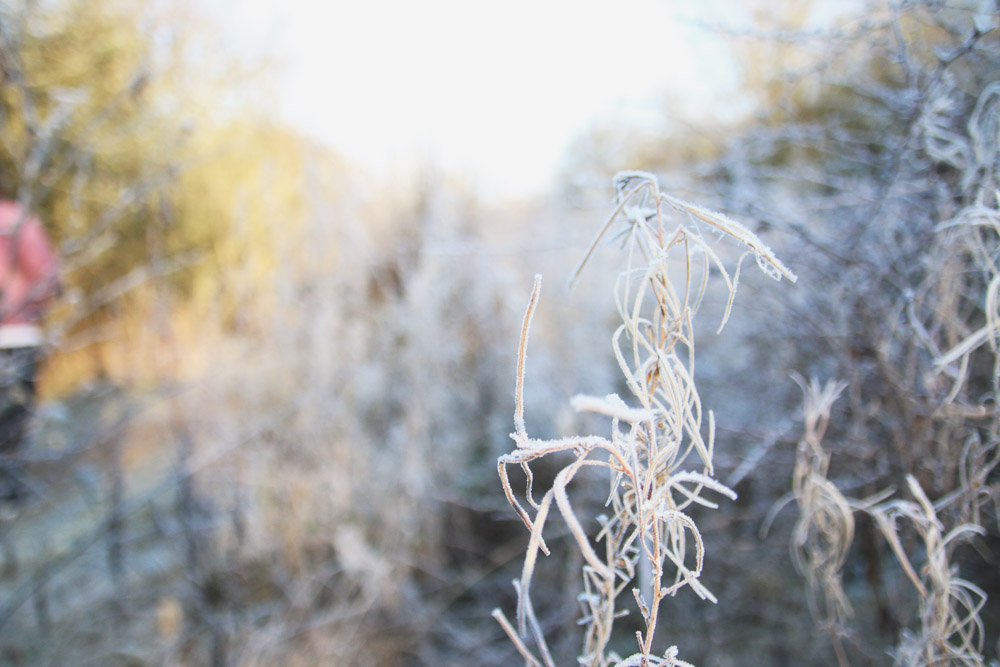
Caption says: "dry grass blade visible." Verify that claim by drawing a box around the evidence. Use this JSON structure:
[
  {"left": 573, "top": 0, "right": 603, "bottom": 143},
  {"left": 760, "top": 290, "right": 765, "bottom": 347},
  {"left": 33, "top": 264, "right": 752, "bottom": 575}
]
[
  {"left": 492, "top": 608, "right": 545, "bottom": 667},
  {"left": 515, "top": 274, "right": 543, "bottom": 440}
]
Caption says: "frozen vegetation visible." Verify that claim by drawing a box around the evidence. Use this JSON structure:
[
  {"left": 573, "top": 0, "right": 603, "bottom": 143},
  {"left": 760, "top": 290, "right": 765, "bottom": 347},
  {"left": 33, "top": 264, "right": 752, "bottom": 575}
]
[{"left": 0, "top": 1, "right": 998, "bottom": 665}]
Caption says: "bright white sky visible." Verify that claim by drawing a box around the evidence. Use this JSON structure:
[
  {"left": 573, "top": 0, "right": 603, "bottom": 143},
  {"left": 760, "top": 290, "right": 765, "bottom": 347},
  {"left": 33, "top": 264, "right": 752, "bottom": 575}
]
[{"left": 208, "top": 0, "right": 744, "bottom": 200}]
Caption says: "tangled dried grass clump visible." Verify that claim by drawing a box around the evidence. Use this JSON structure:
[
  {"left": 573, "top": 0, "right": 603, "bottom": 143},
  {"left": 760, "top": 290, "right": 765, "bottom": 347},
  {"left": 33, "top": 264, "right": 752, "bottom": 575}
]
[
  {"left": 493, "top": 172, "right": 795, "bottom": 666},
  {"left": 789, "top": 377, "right": 993, "bottom": 667},
  {"left": 788, "top": 376, "right": 856, "bottom": 650},
  {"left": 872, "top": 476, "right": 988, "bottom": 667}
]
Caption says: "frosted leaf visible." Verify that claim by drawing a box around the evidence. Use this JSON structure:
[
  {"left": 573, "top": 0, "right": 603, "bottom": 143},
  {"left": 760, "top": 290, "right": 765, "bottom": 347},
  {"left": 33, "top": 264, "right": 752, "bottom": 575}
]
[
  {"left": 571, "top": 393, "right": 654, "bottom": 423},
  {"left": 755, "top": 251, "right": 783, "bottom": 281}
]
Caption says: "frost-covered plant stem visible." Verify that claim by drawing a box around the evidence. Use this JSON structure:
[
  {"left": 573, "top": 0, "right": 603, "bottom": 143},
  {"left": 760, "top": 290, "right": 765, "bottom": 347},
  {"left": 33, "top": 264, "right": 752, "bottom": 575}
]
[{"left": 493, "top": 172, "right": 795, "bottom": 666}]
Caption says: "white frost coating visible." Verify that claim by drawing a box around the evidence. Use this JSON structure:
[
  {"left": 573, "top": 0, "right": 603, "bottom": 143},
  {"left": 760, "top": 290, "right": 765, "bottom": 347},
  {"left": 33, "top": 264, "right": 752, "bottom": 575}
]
[
  {"left": 667, "top": 470, "right": 738, "bottom": 501},
  {"left": 613, "top": 647, "right": 694, "bottom": 667},
  {"left": 661, "top": 192, "right": 798, "bottom": 283},
  {"left": 511, "top": 434, "right": 614, "bottom": 452},
  {"left": 571, "top": 393, "right": 654, "bottom": 423},
  {"left": 613, "top": 170, "right": 659, "bottom": 189}
]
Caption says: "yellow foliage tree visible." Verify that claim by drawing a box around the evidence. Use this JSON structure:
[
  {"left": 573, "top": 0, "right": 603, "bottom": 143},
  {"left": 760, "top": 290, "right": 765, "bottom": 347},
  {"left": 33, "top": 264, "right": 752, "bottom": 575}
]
[{"left": 1, "top": 0, "right": 348, "bottom": 390}]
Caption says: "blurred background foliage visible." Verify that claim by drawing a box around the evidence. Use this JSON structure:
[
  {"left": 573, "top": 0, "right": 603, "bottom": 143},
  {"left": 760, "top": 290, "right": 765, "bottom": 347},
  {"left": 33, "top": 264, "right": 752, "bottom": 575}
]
[{"left": 0, "top": 0, "right": 998, "bottom": 665}]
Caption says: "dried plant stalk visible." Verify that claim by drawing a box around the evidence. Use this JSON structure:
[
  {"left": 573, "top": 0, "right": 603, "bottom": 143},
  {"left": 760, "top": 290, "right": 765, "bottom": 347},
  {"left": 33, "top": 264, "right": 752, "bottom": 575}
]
[
  {"left": 870, "top": 476, "right": 988, "bottom": 666},
  {"left": 495, "top": 172, "right": 795, "bottom": 666},
  {"left": 789, "top": 376, "right": 857, "bottom": 667}
]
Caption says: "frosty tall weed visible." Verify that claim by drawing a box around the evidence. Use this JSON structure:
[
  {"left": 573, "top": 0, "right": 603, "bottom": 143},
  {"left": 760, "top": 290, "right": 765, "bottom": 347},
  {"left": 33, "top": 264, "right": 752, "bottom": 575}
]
[{"left": 493, "top": 172, "right": 796, "bottom": 666}]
